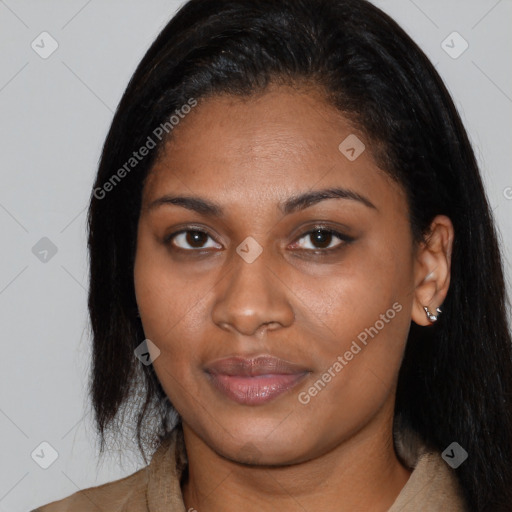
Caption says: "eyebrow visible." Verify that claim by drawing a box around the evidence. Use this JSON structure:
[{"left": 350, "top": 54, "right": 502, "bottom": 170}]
[{"left": 147, "top": 187, "right": 377, "bottom": 217}]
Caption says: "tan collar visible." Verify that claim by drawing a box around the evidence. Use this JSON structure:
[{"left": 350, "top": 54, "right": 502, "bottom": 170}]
[{"left": 146, "top": 426, "right": 188, "bottom": 511}]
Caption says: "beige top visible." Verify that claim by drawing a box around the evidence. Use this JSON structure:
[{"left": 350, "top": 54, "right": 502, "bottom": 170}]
[{"left": 32, "top": 425, "right": 468, "bottom": 511}]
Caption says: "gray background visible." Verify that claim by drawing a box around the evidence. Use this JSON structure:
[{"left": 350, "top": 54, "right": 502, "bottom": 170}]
[{"left": 0, "top": 1, "right": 510, "bottom": 510}]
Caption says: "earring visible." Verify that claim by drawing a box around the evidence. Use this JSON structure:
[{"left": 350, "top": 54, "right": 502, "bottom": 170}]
[{"left": 424, "top": 305, "right": 442, "bottom": 323}]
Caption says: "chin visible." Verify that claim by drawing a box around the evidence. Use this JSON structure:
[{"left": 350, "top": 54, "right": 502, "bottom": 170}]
[{"left": 207, "top": 426, "right": 313, "bottom": 467}]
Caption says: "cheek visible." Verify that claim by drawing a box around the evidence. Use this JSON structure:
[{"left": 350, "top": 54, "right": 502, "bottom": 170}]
[
  {"left": 293, "top": 234, "right": 413, "bottom": 402},
  {"left": 135, "top": 284, "right": 210, "bottom": 380},
  {"left": 134, "top": 229, "right": 208, "bottom": 342},
  {"left": 133, "top": 236, "right": 219, "bottom": 409},
  {"left": 134, "top": 257, "right": 208, "bottom": 409},
  {"left": 298, "top": 229, "right": 413, "bottom": 340}
]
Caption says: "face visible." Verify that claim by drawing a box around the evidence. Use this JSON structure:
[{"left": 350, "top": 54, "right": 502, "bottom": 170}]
[{"left": 134, "top": 84, "right": 418, "bottom": 465}]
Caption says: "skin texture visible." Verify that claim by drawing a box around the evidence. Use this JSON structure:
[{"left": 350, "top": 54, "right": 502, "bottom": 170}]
[{"left": 134, "top": 84, "right": 454, "bottom": 511}]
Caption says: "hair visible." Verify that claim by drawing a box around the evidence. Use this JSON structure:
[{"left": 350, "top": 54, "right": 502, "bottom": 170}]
[{"left": 86, "top": 0, "right": 512, "bottom": 510}]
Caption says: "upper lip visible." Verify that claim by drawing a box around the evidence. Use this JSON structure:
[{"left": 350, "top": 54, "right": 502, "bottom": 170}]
[{"left": 205, "top": 355, "right": 310, "bottom": 377}]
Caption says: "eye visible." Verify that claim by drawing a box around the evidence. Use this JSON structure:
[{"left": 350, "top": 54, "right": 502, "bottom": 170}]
[
  {"left": 291, "top": 227, "right": 353, "bottom": 252},
  {"left": 165, "top": 229, "right": 222, "bottom": 251},
  {"left": 164, "top": 226, "right": 353, "bottom": 254}
]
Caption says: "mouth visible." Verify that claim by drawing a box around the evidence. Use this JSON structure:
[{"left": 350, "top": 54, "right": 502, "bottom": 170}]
[{"left": 204, "top": 355, "right": 310, "bottom": 405}]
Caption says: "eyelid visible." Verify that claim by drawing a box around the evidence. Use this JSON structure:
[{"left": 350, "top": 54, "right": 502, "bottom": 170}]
[{"left": 164, "top": 224, "right": 354, "bottom": 252}]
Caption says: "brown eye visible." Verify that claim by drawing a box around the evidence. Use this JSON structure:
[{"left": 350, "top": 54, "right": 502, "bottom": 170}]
[
  {"left": 166, "top": 229, "right": 222, "bottom": 251},
  {"left": 309, "top": 229, "right": 335, "bottom": 249},
  {"left": 185, "top": 230, "right": 208, "bottom": 248},
  {"left": 292, "top": 227, "right": 353, "bottom": 252}
]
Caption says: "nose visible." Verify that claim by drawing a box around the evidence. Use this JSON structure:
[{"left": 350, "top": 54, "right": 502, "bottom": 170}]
[{"left": 211, "top": 244, "right": 295, "bottom": 337}]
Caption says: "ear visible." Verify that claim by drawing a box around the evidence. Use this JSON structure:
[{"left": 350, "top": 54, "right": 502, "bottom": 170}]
[{"left": 411, "top": 215, "right": 454, "bottom": 326}]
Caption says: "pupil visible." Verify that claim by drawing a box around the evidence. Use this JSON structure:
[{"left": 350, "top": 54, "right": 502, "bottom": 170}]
[
  {"left": 187, "top": 231, "right": 207, "bottom": 247},
  {"left": 312, "top": 229, "right": 331, "bottom": 248}
]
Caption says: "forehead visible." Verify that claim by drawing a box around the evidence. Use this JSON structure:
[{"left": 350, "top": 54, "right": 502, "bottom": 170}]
[{"left": 142, "top": 85, "right": 404, "bottom": 213}]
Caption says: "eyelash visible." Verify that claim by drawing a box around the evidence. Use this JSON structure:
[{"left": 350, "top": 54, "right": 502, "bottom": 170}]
[{"left": 164, "top": 225, "right": 354, "bottom": 255}]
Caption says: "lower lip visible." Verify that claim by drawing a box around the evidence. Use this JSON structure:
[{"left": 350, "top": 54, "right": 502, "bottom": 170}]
[{"left": 207, "top": 373, "right": 308, "bottom": 405}]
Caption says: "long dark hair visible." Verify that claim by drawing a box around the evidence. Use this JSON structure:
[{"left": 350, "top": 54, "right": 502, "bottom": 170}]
[{"left": 86, "top": 0, "right": 512, "bottom": 510}]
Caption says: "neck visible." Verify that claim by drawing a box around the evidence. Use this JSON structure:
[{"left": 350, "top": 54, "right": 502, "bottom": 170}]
[{"left": 181, "top": 409, "right": 412, "bottom": 512}]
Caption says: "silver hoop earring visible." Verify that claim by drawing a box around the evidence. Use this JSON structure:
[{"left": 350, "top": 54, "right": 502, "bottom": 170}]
[{"left": 424, "top": 306, "right": 442, "bottom": 323}]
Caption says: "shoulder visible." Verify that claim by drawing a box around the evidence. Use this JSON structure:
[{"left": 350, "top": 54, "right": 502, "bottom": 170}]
[
  {"left": 30, "top": 465, "right": 150, "bottom": 512},
  {"left": 30, "top": 430, "right": 183, "bottom": 512}
]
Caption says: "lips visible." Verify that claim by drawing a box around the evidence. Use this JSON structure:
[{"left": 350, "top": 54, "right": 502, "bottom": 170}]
[{"left": 204, "top": 355, "right": 310, "bottom": 405}]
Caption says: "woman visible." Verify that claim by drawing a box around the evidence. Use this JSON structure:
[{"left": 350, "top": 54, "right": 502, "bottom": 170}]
[{"left": 33, "top": 0, "right": 512, "bottom": 510}]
